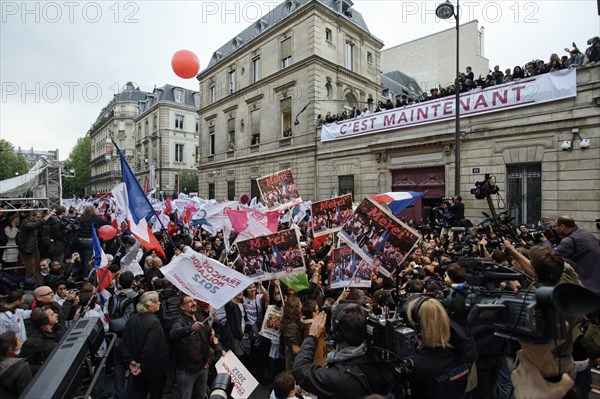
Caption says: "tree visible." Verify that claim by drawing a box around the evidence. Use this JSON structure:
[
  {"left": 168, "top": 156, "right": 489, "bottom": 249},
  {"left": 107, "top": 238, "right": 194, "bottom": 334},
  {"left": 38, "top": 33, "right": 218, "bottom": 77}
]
[
  {"left": 0, "top": 139, "right": 29, "bottom": 180},
  {"left": 179, "top": 170, "right": 199, "bottom": 194},
  {"left": 62, "top": 136, "right": 91, "bottom": 197}
]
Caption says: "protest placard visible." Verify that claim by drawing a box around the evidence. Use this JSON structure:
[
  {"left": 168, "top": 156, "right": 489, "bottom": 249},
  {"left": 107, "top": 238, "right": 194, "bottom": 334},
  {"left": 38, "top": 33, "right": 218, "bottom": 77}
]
[
  {"left": 160, "top": 248, "right": 254, "bottom": 309},
  {"left": 236, "top": 229, "right": 306, "bottom": 281},
  {"left": 257, "top": 169, "right": 303, "bottom": 211},
  {"left": 329, "top": 246, "right": 372, "bottom": 289},
  {"left": 259, "top": 304, "right": 283, "bottom": 343},
  {"left": 338, "top": 198, "right": 421, "bottom": 277},
  {"left": 310, "top": 194, "right": 353, "bottom": 237},
  {"left": 215, "top": 351, "right": 259, "bottom": 399}
]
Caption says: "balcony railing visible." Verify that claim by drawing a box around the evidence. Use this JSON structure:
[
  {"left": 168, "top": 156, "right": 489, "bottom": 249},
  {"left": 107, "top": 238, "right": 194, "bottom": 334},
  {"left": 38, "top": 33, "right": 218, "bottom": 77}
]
[{"left": 89, "top": 110, "right": 115, "bottom": 135}]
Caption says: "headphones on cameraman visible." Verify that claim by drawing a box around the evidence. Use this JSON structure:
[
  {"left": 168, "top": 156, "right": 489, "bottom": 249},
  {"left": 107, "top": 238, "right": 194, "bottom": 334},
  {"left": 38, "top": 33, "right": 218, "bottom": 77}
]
[
  {"left": 331, "top": 303, "right": 366, "bottom": 345},
  {"left": 32, "top": 307, "right": 50, "bottom": 327},
  {"left": 404, "top": 295, "right": 434, "bottom": 333}
]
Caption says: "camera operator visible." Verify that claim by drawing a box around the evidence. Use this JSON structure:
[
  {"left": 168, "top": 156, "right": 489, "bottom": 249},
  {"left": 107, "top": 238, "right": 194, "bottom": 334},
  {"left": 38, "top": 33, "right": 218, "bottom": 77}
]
[
  {"left": 536, "top": 217, "right": 558, "bottom": 246},
  {"left": 45, "top": 206, "right": 68, "bottom": 265},
  {"left": 499, "top": 243, "right": 593, "bottom": 397},
  {"left": 446, "top": 264, "right": 511, "bottom": 399},
  {"left": 516, "top": 224, "right": 535, "bottom": 248},
  {"left": 551, "top": 215, "right": 600, "bottom": 295},
  {"left": 439, "top": 200, "right": 454, "bottom": 237},
  {"left": 292, "top": 305, "right": 394, "bottom": 399},
  {"left": 404, "top": 297, "right": 475, "bottom": 399},
  {"left": 449, "top": 195, "right": 465, "bottom": 227}
]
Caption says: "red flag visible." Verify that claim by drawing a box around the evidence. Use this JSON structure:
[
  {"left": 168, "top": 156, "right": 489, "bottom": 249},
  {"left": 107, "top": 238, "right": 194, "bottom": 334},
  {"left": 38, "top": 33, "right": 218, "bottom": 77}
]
[
  {"left": 97, "top": 267, "right": 113, "bottom": 292},
  {"left": 128, "top": 220, "right": 167, "bottom": 260}
]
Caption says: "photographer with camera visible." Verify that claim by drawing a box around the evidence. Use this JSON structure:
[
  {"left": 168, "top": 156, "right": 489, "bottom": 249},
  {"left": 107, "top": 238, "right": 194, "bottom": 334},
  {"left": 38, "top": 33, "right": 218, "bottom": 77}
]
[
  {"left": 551, "top": 215, "right": 600, "bottom": 295},
  {"left": 439, "top": 200, "right": 454, "bottom": 237},
  {"left": 404, "top": 296, "right": 475, "bottom": 399},
  {"left": 45, "top": 206, "right": 68, "bottom": 266},
  {"left": 292, "top": 304, "right": 394, "bottom": 399}
]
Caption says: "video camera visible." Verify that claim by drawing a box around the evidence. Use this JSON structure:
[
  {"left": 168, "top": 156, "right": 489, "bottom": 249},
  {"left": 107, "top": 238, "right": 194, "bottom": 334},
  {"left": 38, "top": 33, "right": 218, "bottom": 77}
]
[
  {"left": 445, "top": 258, "right": 600, "bottom": 343},
  {"left": 470, "top": 174, "right": 500, "bottom": 200},
  {"left": 324, "top": 301, "right": 415, "bottom": 372},
  {"left": 366, "top": 313, "right": 416, "bottom": 366}
]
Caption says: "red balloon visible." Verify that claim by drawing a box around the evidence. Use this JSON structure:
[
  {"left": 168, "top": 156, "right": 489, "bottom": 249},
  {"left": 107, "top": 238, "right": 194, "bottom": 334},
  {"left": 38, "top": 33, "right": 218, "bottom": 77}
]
[
  {"left": 98, "top": 225, "right": 117, "bottom": 240},
  {"left": 171, "top": 50, "right": 200, "bottom": 79}
]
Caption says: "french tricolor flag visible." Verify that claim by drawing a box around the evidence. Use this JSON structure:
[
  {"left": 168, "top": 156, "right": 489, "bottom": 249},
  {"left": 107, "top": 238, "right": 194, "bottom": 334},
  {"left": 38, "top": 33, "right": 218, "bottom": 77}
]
[
  {"left": 92, "top": 226, "right": 112, "bottom": 292},
  {"left": 370, "top": 191, "right": 425, "bottom": 216},
  {"left": 117, "top": 145, "right": 166, "bottom": 260}
]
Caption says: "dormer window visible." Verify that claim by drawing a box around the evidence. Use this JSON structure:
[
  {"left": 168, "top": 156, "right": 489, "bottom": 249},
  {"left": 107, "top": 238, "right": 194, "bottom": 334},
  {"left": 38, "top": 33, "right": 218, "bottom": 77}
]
[
  {"left": 255, "top": 19, "right": 268, "bottom": 33},
  {"left": 212, "top": 51, "right": 223, "bottom": 63},
  {"left": 174, "top": 88, "right": 184, "bottom": 103},
  {"left": 231, "top": 37, "right": 243, "bottom": 48},
  {"left": 285, "top": 0, "right": 299, "bottom": 13}
]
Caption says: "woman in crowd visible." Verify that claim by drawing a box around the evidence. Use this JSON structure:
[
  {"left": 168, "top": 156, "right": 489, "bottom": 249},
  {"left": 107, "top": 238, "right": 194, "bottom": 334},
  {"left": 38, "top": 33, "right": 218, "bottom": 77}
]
[
  {"left": 407, "top": 298, "right": 474, "bottom": 399},
  {"left": 280, "top": 296, "right": 303, "bottom": 372},
  {"left": 512, "top": 65, "right": 525, "bottom": 80},
  {"left": 2, "top": 214, "right": 20, "bottom": 268},
  {"left": 0, "top": 331, "right": 32, "bottom": 398}
]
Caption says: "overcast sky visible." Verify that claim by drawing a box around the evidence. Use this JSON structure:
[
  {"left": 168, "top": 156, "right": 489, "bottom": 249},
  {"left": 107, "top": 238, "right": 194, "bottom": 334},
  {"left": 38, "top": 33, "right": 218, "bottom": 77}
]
[{"left": 1, "top": 0, "right": 598, "bottom": 161}]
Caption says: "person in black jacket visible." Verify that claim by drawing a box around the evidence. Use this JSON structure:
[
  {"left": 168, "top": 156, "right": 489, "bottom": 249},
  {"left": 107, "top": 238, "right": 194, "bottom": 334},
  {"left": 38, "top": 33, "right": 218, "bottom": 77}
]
[
  {"left": 76, "top": 205, "right": 109, "bottom": 280},
  {"left": 120, "top": 291, "right": 168, "bottom": 399},
  {"left": 0, "top": 331, "right": 32, "bottom": 398},
  {"left": 46, "top": 206, "right": 68, "bottom": 265},
  {"left": 20, "top": 306, "right": 61, "bottom": 376},
  {"left": 292, "top": 304, "right": 394, "bottom": 399},
  {"left": 449, "top": 195, "right": 465, "bottom": 226},
  {"left": 405, "top": 297, "right": 474, "bottom": 399},
  {"left": 170, "top": 296, "right": 222, "bottom": 399},
  {"left": 18, "top": 210, "right": 53, "bottom": 284}
]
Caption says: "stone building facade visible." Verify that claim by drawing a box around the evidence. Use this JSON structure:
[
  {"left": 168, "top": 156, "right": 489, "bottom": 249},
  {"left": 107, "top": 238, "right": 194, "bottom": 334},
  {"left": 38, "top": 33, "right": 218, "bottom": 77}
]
[
  {"left": 197, "top": 0, "right": 383, "bottom": 201},
  {"left": 88, "top": 83, "right": 199, "bottom": 195},
  {"left": 134, "top": 85, "right": 200, "bottom": 196},
  {"left": 316, "top": 64, "right": 600, "bottom": 235},
  {"left": 196, "top": 0, "right": 599, "bottom": 235},
  {"left": 88, "top": 82, "right": 148, "bottom": 193}
]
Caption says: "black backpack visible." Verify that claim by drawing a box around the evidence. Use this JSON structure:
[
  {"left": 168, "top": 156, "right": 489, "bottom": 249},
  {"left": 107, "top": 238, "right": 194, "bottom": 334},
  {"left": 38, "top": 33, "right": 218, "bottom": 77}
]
[
  {"left": 107, "top": 291, "right": 138, "bottom": 335},
  {"left": 159, "top": 293, "right": 181, "bottom": 333}
]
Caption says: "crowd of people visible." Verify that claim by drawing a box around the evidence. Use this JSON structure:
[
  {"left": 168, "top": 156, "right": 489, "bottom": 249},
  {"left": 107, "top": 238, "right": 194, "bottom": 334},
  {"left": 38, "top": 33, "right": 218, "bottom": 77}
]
[
  {"left": 315, "top": 37, "right": 600, "bottom": 127},
  {"left": 0, "top": 196, "right": 599, "bottom": 399}
]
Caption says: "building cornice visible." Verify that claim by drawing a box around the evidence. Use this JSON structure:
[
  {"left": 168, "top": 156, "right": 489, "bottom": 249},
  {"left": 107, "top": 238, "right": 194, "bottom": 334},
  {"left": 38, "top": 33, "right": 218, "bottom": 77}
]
[{"left": 199, "top": 54, "right": 379, "bottom": 115}]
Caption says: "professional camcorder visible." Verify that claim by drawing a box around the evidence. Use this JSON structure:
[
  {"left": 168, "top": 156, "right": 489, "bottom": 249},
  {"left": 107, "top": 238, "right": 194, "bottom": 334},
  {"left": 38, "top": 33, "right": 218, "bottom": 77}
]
[
  {"left": 324, "top": 301, "right": 416, "bottom": 371},
  {"left": 470, "top": 174, "right": 500, "bottom": 199},
  {"left": 445, "top": 258, "right": 600, "bottom": 343},
  {"left": 366, "top": 313, "right": 416, "bottom": 365}
]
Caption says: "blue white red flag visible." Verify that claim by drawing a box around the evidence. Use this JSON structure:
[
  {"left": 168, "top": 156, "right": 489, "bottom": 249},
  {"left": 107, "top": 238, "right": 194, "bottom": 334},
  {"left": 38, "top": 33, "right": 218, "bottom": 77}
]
[
  {"left": 92, "top": 225, "right": 112, "bottom": 292},
  {"left": 117, "top": 146, "right": 166, "bottom": 259}
]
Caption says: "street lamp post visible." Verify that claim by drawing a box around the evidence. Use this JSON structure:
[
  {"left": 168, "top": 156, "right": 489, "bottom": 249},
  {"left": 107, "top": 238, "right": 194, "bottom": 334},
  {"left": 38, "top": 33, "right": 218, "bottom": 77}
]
[
  {"left": 436, "top": 0, "right": 461, "bottom": 196},
  {"left": 150, "top": 133, "right": 163, "bottom": 199}
]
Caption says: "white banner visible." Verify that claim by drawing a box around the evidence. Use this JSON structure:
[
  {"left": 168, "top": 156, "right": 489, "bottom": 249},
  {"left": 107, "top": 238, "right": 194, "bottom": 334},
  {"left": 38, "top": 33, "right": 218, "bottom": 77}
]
[
  {"left": 215, "top": 351, "right": 259, "bottom": 399},
  {"left": 321, "top": 68, "right": 577, "bottom": 141},
  {"left": 160, "top": 248, "right": 253, "bottom": 309}
]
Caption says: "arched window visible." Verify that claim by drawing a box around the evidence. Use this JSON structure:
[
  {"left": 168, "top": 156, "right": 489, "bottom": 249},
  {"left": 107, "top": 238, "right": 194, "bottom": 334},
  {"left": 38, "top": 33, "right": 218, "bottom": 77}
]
[{"left": 344, "top": 92, "right": 358, "bottom": 110}]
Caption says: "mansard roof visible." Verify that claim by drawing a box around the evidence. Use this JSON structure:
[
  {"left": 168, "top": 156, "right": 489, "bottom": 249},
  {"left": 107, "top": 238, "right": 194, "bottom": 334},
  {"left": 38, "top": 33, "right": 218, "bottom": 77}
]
[
  {"left": 207, "top": 0, "right": 372, "bottom": 69},
  {"left": 136, "top": 84, "right": 199, "bottom": 117}
]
